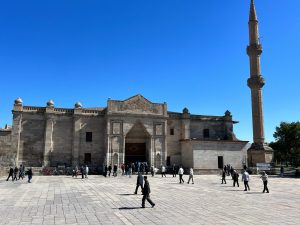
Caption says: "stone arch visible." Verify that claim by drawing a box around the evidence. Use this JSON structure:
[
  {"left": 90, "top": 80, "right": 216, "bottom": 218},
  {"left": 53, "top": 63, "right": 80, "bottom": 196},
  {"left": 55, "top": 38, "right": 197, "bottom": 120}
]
[{"left": 125, "top": 121, "right": 151, "bottom": 165}]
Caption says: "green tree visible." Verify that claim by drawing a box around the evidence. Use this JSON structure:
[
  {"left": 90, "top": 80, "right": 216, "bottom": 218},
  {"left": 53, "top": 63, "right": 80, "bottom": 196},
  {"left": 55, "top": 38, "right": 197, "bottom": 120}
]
[{"left": 270, "top": 122, "right": 300, "bottom": 166}]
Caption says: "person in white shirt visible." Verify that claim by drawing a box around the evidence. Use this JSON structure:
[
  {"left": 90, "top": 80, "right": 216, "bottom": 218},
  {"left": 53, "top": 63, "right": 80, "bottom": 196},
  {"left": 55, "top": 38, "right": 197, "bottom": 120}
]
[
  {"left": 161, "top": 165, "right": 166, "bottom": 177},
  {"left": 187, "top": 168, "right": 194, "bottom": 184},
  {"left": 178, "top": 166, "right": 184, "bottom": 183},
  {"left": 242, "top": 170, "right": 250, "bottom": 191},
  {"left": 85, "top": 165, "right": 89, "bottom": 178}
]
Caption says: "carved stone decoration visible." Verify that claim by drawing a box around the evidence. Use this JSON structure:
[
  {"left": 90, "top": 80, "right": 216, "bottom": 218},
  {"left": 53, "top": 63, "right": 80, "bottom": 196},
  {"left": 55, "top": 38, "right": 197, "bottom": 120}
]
[
  {"left": 111, "top": 136, "right": 120, "bottom": 153},
  {"left": 112, "top": 122, "right": 121, "bottom": 135},
  {"left": 108, "top": 95, "right": 164, "bottom": 115},
  {"left": 155, "top": 124, "right": 163, "bottom": 136}
]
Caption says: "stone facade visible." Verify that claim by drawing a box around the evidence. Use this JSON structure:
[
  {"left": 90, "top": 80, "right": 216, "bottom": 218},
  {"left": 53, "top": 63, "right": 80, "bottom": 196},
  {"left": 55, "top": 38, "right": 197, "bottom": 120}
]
[{"left": 0, "top": 94, "right": 248, "bottom": 173}]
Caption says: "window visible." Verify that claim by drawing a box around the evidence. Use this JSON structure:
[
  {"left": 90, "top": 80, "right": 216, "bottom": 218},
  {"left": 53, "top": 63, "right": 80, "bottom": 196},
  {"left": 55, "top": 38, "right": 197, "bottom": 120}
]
[
  {"left": 218, "top": 156, "right": 223, "bottom": 169},
  {"left": 84, "top": 153, "right": 91, "bottom": 164},
  {"left": 86, "top": 132, "right": 93, "bottom": 142},
  {"left": 170, "top": 128, "right": 174, "bottom": 135},
  {"left": 203, "top": 129, "right": 210, "bottom": 138}
]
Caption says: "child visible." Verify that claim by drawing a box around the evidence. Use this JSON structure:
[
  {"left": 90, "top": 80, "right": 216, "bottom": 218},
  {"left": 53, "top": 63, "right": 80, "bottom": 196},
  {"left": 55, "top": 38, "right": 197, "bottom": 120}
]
[{"left": 260, "top": 171, "right": 269, "bottom": 193}]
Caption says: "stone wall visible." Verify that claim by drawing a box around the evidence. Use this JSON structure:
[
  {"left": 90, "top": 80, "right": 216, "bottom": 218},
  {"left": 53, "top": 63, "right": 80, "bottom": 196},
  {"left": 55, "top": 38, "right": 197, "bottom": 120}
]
[
  {"left": 78, "top": 117, "right": 106, "bottom": 167},
  {"left": 0, "top": 130, "right": 13, "bottom": 176},
  {"left": 190, "top": 120, "right": 228, "bottom": 140},
  {"left": 19, "top": 114, "right": 45, "bottom": 167},
  {"left": 191, "top": 140, "right": 248, "bottom": 171},
  {"left": 167, "top": 118, "right": 182, "bottom": 164}
]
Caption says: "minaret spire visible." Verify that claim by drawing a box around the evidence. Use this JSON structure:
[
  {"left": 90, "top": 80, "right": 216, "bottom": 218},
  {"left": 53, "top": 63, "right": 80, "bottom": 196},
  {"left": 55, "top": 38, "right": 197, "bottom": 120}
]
[
  {"left": 249, "top": 0, "right": 258, "bottom": 22},
  {"left": 246, "top": 0, "right": 273, "bottom": 166}
]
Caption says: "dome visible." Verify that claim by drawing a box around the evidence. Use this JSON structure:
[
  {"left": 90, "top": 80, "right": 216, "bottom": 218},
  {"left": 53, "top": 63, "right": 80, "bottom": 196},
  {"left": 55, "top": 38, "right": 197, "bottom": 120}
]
[
  {"left": 75, "top": 102, "right": 82, "bottom": 108},
  {"left": 182, "top": 107, "right": 189, "bottom": 114},
  {"left": 14, "top": 97, "right": 23, "bottom": 105},
  {"left": 46, "top": 100, "right": 54, "bottom": 107},
  {"left": 224, "top": 110, "right": 231, "bottom": 117}
]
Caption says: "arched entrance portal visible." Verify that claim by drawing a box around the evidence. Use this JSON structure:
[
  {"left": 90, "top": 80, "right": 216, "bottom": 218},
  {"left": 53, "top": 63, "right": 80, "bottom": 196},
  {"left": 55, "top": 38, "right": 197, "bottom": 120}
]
[{"left": 125, "top": 122, "right": 150, "bottom": 165}]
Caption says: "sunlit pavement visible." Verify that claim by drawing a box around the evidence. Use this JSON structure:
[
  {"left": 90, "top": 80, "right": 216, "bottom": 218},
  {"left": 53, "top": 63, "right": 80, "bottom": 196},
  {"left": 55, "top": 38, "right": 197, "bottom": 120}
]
[{"left": 0, "top": 174, "right": 299, "bottom": 225}]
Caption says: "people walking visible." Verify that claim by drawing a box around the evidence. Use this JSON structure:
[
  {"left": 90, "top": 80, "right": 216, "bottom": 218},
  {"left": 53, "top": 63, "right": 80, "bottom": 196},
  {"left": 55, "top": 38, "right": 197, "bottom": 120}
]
[
  {"left": 141, "top": 176, "right": 155, "bottom": 208},
  {"left": 172, "top": 164, "right": 177, "bottom": 177},
  {"left": 242, "top": 170, "right": 250, "bottom": 191},
  {"left": 232, "top": 170, "right": 239, "bottom": 187},
  {"left": 108, "top": 164, "right": 112, "bottom": 177},
  {"left": 80, "top": 166, "right": 84, "bottom": 179},
  {"left": 134, "top": 173, "right": 144, "bottom": 194},
  {"left": 85, "top": 165, "right": 89, "bottom": 178},
  {"left": 27, "top": 167, "right": 33, "bottom": 183},
  {"left": 150, "top": 165, "right": 154, "bottom": 177},
  {"left": 13, "top": 166, "right": 19, "bottom": 181},
  {"left": 113, "top": 164, "right": 118, "bottom": 177},
  {"left": 121, "top": 164, "right": 125, "bottom": 176},
  {"left": 187, "top": 168, "right": 194, "bottom": 184},
  {"left": 178, "top": 166, "right": 184, "bottom": 183},
  {"left": 128, "top": 165, "right": 132, "bottom": 178},
  {"left": 221, "top": 169, "right": 226, "bottom": 184},
  {"left": 18, "top": 164, "right": 25, "bottom": 180},
  {"left": 161, "top": 165, "right": 166, "bottom": 177},
  {"left": 260, "top": 171, "right": 269, "bottom": 193},
  {"left": 6, "top": 167, "right": 14, "bottom": 181},
  {"left": 104, "top": 165, "right": 108, "bottom": 177}
]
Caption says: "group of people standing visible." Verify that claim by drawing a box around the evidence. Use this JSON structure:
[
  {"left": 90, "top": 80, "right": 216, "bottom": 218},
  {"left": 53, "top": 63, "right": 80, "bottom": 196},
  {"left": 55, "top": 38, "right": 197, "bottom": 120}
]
[
  {"left": 103, "top": 162, "right": 158, "bottom": 178},
  {"left": 72, "top": 165, "right": 89, "bottom": 179},
  {"left": 221, "top": 165, "right": 269, "bottom": 193},
  {"left": 6, "top": 165, "right": 33, "bottom": 183}
]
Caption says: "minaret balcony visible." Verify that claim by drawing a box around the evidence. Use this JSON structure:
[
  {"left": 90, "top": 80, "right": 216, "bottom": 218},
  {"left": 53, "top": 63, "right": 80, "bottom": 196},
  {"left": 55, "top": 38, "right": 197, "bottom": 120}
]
[
  {"left": 247, "top": 44, "right": 262, "bottom": 56},
  {"left": 247, "top": 76, "right": 265, "bottom": 89}
]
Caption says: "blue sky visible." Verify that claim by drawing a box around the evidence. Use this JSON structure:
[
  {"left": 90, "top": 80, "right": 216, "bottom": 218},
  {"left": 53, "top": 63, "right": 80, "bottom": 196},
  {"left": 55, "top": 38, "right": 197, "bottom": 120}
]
[{"left": 0, "top": 0, "right": 299, "bottom": 142}]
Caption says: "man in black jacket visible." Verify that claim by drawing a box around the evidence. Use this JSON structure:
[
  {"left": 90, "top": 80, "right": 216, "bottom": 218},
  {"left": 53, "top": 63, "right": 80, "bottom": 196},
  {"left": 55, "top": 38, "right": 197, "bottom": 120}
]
[
  {"left": 6, "top": 167, "right": 14, "bottom": 181},
  {"left": 134, "top": 173, "right": 144, "bottom": 194},
  {"left": 141, "top": 176, "right": 155, "bottom": 208}
]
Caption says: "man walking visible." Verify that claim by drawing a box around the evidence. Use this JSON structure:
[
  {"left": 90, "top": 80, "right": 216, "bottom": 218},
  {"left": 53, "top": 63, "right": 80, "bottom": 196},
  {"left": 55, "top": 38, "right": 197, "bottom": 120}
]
[
  {"left": 80, "top": 166, "right": 84, "bottom": 179},
  {"left": 134, "top": 173, "right": 144, "bottom": 194},
  {"left": 85, "top": 165, "right": 89, "bottom": 178},
  {"left": 221, "top": 169, "right": 226, "bottom": 184},
  {"left": 172, "top": 164, "right": 177, "bottom": 177},
  {"left": 161, "top": 165, "right": 166, "bottom": 177},
  {"left": 13, "top": 166, "right": 19, "bottom": 181},
  {"left": 242, "top": 170, "right": 250, "bottom": 191},
  {"left": 108, "top": 164, "right": 112, "bottom": 177},
  {"left": 6, "top": 167, "right": 14, "bottom": 181},
  {"left": 187, "top": 168, "right": 194, "bottom": 184},
  {"left": 260, "top": 171, "right": 269, "bottom": 193},
  {"left": 178, "top": 166, "right": 184, "bottom": 183},
  {"left": 27, "top": 167, "right": 33, "bottom": 183},
  {"left": 141, "top": 176, "right": 155, "bottom": 208},
  {"left": 232, "top": 170, "right": 239, "bottom": 187},
  {"left": 113, "top": 164, "right": 118, "bottom": 177}
]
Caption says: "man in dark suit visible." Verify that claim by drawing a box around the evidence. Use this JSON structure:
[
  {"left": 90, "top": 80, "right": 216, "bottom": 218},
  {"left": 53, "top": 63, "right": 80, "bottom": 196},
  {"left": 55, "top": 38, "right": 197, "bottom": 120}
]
[
  {"left": 134, "top": 173, "right": 144, "bottom": 194},
  {"left": 142, "top": 176, "right": 155, "bottom": 208},
  {"left": 6, "top": 167, "right": 14, "bottom": 181}
]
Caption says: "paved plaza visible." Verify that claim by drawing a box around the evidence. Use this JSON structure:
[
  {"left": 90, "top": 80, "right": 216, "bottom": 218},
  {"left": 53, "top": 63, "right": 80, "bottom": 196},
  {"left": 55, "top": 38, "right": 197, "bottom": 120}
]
[{"left": 0, "top": 174, "right": 299, "bottom": 225}]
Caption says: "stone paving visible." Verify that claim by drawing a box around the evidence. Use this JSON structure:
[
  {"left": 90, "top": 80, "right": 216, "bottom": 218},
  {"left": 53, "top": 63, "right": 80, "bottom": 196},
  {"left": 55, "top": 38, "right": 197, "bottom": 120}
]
[{"left": 0, "top": 174, "right": 299, "bottom": 225}]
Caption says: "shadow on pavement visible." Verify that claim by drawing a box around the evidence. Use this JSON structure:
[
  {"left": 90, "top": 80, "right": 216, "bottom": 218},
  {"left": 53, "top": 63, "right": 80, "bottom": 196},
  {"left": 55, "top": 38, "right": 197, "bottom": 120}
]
[
  {"left": 224, "top": 190, "right": 244, "bottom": 191},
  {"left": 246, "top": 192, "right": 264, "bottom": 194},
  {"left": 117, "top": 194, "right": 136, "bottom": 196},
  {"left": 115, "top": 207, "right": 142, "bottom": 210}
]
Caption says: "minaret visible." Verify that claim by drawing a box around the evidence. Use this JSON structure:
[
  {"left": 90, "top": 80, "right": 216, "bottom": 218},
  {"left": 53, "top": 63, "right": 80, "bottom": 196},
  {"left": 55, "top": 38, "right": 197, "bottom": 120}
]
[{"left": 246, "top": 0, "right": 273, "bottom": 166}]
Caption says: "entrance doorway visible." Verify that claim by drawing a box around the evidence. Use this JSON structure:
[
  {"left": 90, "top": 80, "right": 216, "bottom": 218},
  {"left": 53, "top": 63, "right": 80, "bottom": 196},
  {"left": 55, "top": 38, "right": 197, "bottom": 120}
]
[
  {"left": 125, "top": 143, "right": 146, "bottom": 164},
  {"left": 125, "top": 122, "right": 150, "bottom": 165}
]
